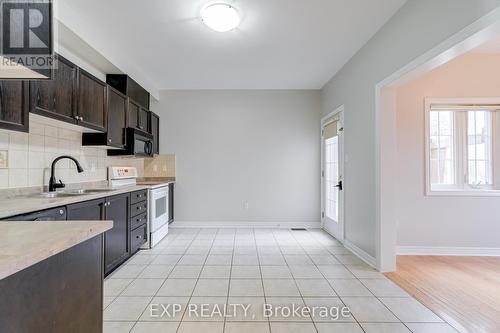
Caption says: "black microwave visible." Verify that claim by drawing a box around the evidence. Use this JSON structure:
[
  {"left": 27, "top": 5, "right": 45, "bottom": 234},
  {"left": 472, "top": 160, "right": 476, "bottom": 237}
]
[{"left": 108, "top": 128, "right": 154, "bottom": 157}]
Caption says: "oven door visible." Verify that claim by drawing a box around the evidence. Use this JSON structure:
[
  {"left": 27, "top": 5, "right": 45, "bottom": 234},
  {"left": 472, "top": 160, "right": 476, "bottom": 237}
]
[{"left": 150, "top": 186, "right": 169, "bottom": 232}]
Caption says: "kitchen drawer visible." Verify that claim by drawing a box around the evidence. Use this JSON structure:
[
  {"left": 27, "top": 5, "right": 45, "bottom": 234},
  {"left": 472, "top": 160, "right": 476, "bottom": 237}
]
[
  {"left": 130, "top": 212, "right": 147, "bottom": 231},
  {"left": 131, "top": 223, "right": 147, "bottom": 254},
  {"left": 130, "top": 201, "right": 147, "bottom": 217},
  {"left": 131, "top": 190, "right": 148, "bottom": 204}
]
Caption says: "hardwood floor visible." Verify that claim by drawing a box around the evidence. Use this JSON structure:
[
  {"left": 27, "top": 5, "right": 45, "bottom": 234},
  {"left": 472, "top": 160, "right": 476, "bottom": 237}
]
[{"left": 385, "top": 256, "right": 500, "bottom": 333}]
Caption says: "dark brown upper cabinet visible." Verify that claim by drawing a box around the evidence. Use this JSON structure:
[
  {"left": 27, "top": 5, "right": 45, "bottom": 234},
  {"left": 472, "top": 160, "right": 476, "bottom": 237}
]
[
  {"left": 150, "top": 112, "right": 159, "bottom": 155},
  {"left": 107, "top": 74, "right": 149, "bottom": 109},
  {"left": 0, "top": 81, "right": 29, "bottom": 132},
  {"left": 127, "top": 99, "right": 149, "bottom": 133},
  {"left": 128, "top": 99, "right": 139, "bottom": 130},
  {"left": 82, "top": 85, "right": 127, "bottom": 149},
  {"left": 139, "top": 107, "right": 150, "bottom": 132},
  {"left": 107, "top": 86, "right": 127, "bottom": 148},
  {"left": 78, "top": 69, "right": 107, "bottom": 132},
  {"left": 30, "top": 55, "right": 78, "bottom": 124}
]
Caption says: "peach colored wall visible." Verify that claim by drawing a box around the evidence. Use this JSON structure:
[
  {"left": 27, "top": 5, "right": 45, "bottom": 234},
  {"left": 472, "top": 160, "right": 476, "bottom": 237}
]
[{"left": 395, "top": 53, "right": 500, "bottom": 249}]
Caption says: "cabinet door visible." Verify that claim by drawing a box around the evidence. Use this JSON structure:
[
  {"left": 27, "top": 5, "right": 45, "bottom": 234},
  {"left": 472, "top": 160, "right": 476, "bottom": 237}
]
[
  {"left": 30, "top": 55, "right": 77, "bottom": 124},
  {"left": 128, "top": 99, "right": 140, "bottom": 129},
  {"left": 77, "top": 69, "right": 107, "bottom": 132},
  {"left": 0, "top": 81, "right": 29, "bottom": 132},
  {"left": 67, "top": 198, "right": 105, "bottom": 220},
  {"left": 107, "top": 86, "right": 127, "bottom": 148},
  {"left": 104, "top": 194, "right": 130, "bottom": 274},
  {"left": 150, "top": 112, "right": 159, "bottom": 154},
  {"left": 55, "top": 56, "right": 78, "bottom": 121},
  {"left": 138, "top": 107, "right": 149, "bottom": 132}
]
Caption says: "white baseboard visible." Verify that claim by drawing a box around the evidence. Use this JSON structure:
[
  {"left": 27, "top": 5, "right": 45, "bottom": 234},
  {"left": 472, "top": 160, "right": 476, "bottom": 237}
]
[
  {"left": 170, "top": 221, "right": 322, "bottom": 229},
  {"left": 397, "top": 246, "right": 500, "bottom": 256},
  {"left": 343, "top": 240, "right": 377, "bottom": 268}
]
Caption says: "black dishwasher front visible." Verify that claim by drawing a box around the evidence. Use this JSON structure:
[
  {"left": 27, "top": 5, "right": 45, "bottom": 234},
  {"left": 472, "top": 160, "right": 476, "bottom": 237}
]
[{"left": 5, "top": 207, "right": 67, "bottom": 221}]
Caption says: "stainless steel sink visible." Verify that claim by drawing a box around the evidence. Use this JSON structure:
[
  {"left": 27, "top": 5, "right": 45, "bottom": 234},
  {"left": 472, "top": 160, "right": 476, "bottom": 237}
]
[
  {"left": 36, "top": 192, "right": 79, "bottom": 198},
  {"left": 36, "top": 188, "right": 114, "bottom": 198}
]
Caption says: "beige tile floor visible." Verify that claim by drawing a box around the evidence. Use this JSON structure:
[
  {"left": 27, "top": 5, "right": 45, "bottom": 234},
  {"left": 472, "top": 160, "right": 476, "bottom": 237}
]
[{"left": 103, "top": 228, "right": 458, "bottom": 333}]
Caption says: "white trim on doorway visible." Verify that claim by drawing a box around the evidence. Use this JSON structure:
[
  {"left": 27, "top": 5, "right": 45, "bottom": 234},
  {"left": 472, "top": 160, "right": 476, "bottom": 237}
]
[
  {"left": 321, "top": 105, "right": 345, "bottom": 242},
  {"left": 375, "top": 7, "right": 500, "bottom": 272}
]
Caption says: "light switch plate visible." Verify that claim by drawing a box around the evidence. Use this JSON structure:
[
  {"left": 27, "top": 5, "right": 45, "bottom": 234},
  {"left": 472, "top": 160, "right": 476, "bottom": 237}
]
[{"left": 0, "top": 150, "right": 8, "bottom": 168}]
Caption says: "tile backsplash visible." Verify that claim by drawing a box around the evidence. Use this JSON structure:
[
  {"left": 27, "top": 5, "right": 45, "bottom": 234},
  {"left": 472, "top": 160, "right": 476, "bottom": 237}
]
[
  {"left": 144, "top": 154, "right": 176, "bottom": 178},
  {"left": 0, "top": 116, "right": 145, "bottom": 189}
]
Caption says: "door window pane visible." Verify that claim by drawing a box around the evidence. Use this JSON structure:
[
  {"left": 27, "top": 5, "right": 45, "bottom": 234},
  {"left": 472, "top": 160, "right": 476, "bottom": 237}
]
[{"left": 325, "top": 136, "right": 339, "bottom": 221}]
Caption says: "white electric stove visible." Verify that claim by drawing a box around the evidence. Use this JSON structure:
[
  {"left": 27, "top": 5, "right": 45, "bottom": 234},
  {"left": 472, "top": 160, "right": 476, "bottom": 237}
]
[{"left": 108, "top": 166, "right": 169, "bottom": 248}]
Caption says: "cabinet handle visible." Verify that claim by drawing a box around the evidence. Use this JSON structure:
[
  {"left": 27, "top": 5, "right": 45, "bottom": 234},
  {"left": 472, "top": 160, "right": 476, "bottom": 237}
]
[
  {"left": 80, "top": 116, "right": 84, "bottom": 121},
  {"left": 108, "top": 138, "right": 112, "bottom": 143},
  {"left": 59, "top": 209, "right": 64, "bottom": 215},
  {"left": 37, "top": 90, "right": 41, "bottom": 104},
  {"left": 53, "top": 96, "right": 56, "bottom": 109}
]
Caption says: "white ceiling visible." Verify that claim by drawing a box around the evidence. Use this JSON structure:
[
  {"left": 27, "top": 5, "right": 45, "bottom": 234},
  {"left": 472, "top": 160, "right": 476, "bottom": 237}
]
[{"left": 61, "top": 0, "right": 406, "bottom": 90}]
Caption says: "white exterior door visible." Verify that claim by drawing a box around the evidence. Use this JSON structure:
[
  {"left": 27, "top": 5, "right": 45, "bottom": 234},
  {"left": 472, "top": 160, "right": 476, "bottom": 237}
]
[{"left": 322, "top": 109, "right": 344, "bottom": 240}]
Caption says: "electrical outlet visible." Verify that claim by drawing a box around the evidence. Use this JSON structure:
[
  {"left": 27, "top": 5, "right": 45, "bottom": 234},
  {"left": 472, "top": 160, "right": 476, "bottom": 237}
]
[{"left": 0, "top": 150, "right": 8, "bottom": 168}]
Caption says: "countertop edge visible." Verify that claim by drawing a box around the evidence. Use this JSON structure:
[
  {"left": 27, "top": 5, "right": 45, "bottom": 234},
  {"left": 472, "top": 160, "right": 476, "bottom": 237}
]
[
  {"left": 0, "top": 185, "right": 152, "bottom": 220},
  {"left": 0, "top": 220, "right": 113, "bottom": 280}
]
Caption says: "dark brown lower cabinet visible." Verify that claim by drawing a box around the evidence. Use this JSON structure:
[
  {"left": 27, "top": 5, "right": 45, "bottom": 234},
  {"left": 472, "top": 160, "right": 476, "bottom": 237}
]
[
  {"left": 104, "top": 194, "right": 130, "bottom": 274},
  {"left": 67, "top": 194, "right": 130, "bottom": 276},
  {"left": 0, "top": 235, "right": 104, "bottom": 333}
]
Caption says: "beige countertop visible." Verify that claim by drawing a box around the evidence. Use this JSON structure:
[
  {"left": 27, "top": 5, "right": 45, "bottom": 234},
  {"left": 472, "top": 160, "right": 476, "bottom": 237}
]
[
  {"left": 136, "top": 177, "right": 176, "bottom": 186},
  {"left": 0, "top": 184, "right": 151, "bottom": 219},
  {"left": 0, "top": 220, "right": 112, "bottom": 280}
]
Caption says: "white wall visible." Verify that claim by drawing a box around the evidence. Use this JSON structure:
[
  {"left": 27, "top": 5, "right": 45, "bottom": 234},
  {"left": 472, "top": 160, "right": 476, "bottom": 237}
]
[
  {"left": 151, "top": 90, "right": 321, "bottom": 225},
  {"left": 321, "top": 0, "right": 500, "bottom": 258},
  {"left": 396, "top": 53, "right": 500, "bottom": 249}
]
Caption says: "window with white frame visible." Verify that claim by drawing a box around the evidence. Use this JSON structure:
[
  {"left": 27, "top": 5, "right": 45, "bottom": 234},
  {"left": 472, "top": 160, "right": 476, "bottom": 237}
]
[{"left": 426, "top": 100, "right": 499, "bottom": 194}]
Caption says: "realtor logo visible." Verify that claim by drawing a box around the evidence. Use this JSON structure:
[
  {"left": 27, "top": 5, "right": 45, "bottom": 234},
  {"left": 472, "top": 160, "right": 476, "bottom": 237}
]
[{"left": 0, "top": 0, "right": 53, "bottom": 78}]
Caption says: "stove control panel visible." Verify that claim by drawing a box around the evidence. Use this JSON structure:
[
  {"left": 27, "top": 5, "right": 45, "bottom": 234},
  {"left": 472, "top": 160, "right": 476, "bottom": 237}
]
[{"left": 108, "top": 167, "right": 137, "bottom": 180}]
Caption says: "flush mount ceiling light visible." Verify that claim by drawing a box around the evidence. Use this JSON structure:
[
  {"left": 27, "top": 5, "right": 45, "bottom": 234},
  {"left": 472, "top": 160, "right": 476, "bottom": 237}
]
[{"left": 201, "top": 3, "right": 240, "bottom": 32}]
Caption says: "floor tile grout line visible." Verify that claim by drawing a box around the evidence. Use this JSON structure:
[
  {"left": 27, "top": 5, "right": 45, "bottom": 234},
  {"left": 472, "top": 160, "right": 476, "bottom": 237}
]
[
  {"left": 295, "top": 231, "right": 411, "bottom": 330},
  {"left": 127, "top": 230, "right": 187, "bottom": 333},
  {"left": 221, "top": 228, "right": 236, "bottom": 333},
  {"left": 253, "top": 228, "right": 272, "bottom": 333},
  {"left": 289, "top": 231, "right": 372, "bottom": 330},
  {"left": 271, "top": 228, "right": 319, "bottom": 333},
  {"left": 289, "top": 229, "right": 352, "bottom": 332},
  {"left": 176, "top": 228, "right": 213, "bottom": 331}
]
